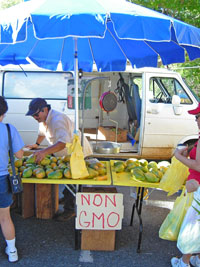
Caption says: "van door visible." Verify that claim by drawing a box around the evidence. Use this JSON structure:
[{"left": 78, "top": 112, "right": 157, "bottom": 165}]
[
  {"left": 142, "top": 71, "right": 198, "bottom": 159},
  {"left": 2, "top": 70, "right": 73, "bottom": 146}
]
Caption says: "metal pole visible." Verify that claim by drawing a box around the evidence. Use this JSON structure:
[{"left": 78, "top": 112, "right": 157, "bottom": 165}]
[{"left": 74, "top": 37, "right": 79, "bottom": 134}]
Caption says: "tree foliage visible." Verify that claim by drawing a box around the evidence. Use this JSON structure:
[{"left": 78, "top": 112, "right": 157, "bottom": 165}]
[
  {"left": 132, "top": 0, "right": 200, "bottom": 95},
  {"left": 0, "top": 0, "right": 22, "bottom": 10}
]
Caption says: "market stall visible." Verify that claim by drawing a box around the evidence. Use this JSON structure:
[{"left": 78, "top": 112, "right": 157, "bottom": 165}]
[{"left": 16, "top": 156, "right": 170, "bottom": 252}]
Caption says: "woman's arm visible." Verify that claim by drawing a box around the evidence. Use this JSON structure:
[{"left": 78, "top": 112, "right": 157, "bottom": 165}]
[
  {"left": 14, "top": 149, "right": 24, "bottom": 159},
  {"left": 174, "top": 140, "right": 200, "bottom": 172}
]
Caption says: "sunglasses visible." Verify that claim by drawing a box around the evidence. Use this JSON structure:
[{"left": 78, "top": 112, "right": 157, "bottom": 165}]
[
  {"left": 195, "top": 114, "right": 200, "bottom": 120},
  {"left": 33, "top": 108, "right": 44, "bottom": 118}
]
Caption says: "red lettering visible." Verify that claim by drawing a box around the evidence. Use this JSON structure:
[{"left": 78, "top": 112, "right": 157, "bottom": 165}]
[
  {"left": 107, "top": 212, "right": 120, "bottom": 228},
  {"left": 92, "top": 212, "right": 105, "bottom": 229},
  {"left": 105, "top": 194, "right": 116, "bottom": 207},
  {"left": 81, "top": 194, "right": 90, "bottom": 206},
  {"left": 93, "top": 194, "right": 103, "bottom": 207},
  {"left": 79, "top": 211, "right": 90, "bottom": 228}
]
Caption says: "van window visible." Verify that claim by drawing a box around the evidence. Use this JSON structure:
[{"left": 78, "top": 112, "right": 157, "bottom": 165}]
[
  {"left": 149, "top": 77, "right": 192, "bottom": 104},
  {"left": 2, "top": 71, "right": 72, "bottom": 99}
]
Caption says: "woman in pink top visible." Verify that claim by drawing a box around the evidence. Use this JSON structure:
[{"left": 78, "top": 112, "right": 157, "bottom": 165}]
[{"left": 171, "top": 103, "right": 200, "bottom": 267}]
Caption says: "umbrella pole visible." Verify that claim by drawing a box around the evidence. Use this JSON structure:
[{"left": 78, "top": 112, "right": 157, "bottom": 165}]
[{"left": 74, "top": 37, "right": 79, "bottom": 134}]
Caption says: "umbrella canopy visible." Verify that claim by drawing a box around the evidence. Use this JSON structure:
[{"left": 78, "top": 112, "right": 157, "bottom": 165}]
[
  {"left": 0, "top": 0, "right": 200, "bottom": 71},
  {"left": 0, "top": 0, "right": 200, "bottom": 132}
]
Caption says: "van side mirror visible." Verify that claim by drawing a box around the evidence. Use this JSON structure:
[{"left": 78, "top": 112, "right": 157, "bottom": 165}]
[
  {"left": 172, "top": 95, "right": 181, "bottom": 105},
  {"left": 172, "top": 95, "right": 182, "bottom": 115}
]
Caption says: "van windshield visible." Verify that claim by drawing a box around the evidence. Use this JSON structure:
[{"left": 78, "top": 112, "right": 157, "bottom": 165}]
[{"left": 183, "top": 78, "right": 200, "bottom": 102}]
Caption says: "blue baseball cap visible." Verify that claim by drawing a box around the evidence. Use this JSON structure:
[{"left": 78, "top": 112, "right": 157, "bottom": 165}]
[{"left": 26, "top": 98, "right": 48, "bottom": 116}]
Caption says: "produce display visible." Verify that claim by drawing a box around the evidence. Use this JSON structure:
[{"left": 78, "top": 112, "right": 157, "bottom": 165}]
[
  {"left": 8, "top": 155, "right": 170, "bottom": 184},
  {"left": 113, "top": 158, "right": 170, "bottom": 183},
  {"left": 9, "top": 155, "right": 108, "bottom": 181}
]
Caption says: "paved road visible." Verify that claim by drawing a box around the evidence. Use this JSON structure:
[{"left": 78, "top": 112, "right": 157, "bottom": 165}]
[{"left": 0, "top": 186, "right": 180, "bottom": 267}]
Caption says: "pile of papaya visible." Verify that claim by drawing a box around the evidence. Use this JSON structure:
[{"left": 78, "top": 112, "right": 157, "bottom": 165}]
[
  {"left": 113, "top": 158, "right": 170, "bottom": 183},
  {"left": 8, "top": 154, "right": 107, "bottom": 180}
]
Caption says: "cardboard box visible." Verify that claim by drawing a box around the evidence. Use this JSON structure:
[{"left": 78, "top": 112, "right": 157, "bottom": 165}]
[
  {"left": 81, "top": 187, "right": 117, "bottom": 251},
  {"left": 98, "top": 126, "right": 127, "bottom": 142}
]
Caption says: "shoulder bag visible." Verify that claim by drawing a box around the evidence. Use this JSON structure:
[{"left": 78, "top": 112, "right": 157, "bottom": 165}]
[{"left": 6, "top": 124, "right": 23, "bottom": 194}]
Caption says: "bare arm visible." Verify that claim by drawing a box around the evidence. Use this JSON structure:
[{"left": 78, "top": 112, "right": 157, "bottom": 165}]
[
  {"left": 14, "top": 149, "right": 24, "bottom": 159},
  {"left": 174, "top": 140, "right": 200, "bottom": 172},
  {"left": 25, "top": 135, "right": 45, "bottom": 149},
  {"left": 34, "top": 141, "right": 66, "bottom": 162}
]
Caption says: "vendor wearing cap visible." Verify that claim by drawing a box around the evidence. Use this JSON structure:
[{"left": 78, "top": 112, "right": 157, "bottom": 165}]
[
  {"left": 25, "top": 98, "right": 74, "bottom": 162},
  {"left": 26, "top": 97, "right": 92, "bottom": 221}
]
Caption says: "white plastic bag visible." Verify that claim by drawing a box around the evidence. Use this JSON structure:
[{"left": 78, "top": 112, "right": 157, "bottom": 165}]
[{"left": 177, "top": 187, "right": 200, "bottom": 254}]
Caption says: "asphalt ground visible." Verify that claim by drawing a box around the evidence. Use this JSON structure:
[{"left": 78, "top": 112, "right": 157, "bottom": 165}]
[{"left": 0, "top": 186, "right": 181, "bottom": 267}]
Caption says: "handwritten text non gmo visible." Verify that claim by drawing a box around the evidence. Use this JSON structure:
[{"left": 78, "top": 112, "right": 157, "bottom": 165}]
[{"left": 76, "top": 193, "right": 124, "bottom": 230}]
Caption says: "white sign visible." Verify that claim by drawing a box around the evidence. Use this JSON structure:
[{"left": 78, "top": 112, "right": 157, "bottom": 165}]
[{"left": 76, "top": 192, "right": 124, "bottom": 230}]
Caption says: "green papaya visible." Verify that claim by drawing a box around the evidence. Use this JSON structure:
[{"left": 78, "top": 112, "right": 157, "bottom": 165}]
[
  {"left": 87, "top": 167, "right": 99, "bottom": 178},
  {"left": 125, "top": 158, "right": 139, "bottom": 166},
  {"left": 139, "top": 159, "right": 148, "bottom": 167},
  {"left": 26, "top": 155, "right": 36, "bottom": 164},
  {"left": 125, "top": 162, "right": 138, "bottom": 172},
  {"left": 131, "top": 168, "right": 145, "bottom": 181},
  {"left": 26, "top": 163, "right": 36, "bottom": 170},
  {"left": 50, "top": 156, "right": 58, "bottom": 163},
  {"left": 114, "top": 161, "right": 125, "bottom": 167},
  {"left": 14, "top": 158, "right": 23, "bottom": 168},
  {"left": 19, "top": 165, "right": 26, "bottom": 172},
  {"left": 148, "top": 161, "right": 158, "bottom": 170},
  {"left": 97, "top": 167, "right": 107, "bottom": 176},
  {"left": 157, "top": 170, "right": 163, "bottom": 180},
  {"left": 114, "top": 163, "right": 125, "bottom": 173},
  {"left": 140, "top": 166, "right": 148, "bottom": 173},
  {"left": 88, "top": 163, "right": 99, "bottom": 170},
  {"left": 64, "top": 167, "right": 71, "bottom": 179},
  {"left": 134, "top": 166, "right": 148, "bottom": 173},
  {"left": 33, "top": 167, "right": 44, "bottom": 177},
  {"left": 150, "top": 168, "right": 163, "bottom": 180},
  {"left": 58, "top": 163, "right": 68, "bottom": 169},
  {"left": 35, "top": 169, "right": 46, "bottom": 179},
  {"left": 48, "top": 170, "right": 63, "bottom": 179},
  {"left": 46, "top": 168, "right": 54, "bottom": 176},
  {"left": 40, "top": 158, "right": 51, "bottom": 166},
  {"left": 144, "top": 172, "right": 159, "bottom": 183},
  {"left": 22, "top": 167, "right": 33, "bottom": 178}
]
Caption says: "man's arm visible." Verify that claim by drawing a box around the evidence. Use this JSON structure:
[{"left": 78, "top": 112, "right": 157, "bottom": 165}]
[
  {"left": 25, "top": 135, "right": 45, "bottom": 149},
  {"left": 34, "top": 141, "right": 66, "bottom": 162}
]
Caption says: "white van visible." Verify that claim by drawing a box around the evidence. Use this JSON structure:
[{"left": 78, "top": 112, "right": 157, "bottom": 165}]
[{"left": 0, "top": 65, "right": 199, "bottom": 160}]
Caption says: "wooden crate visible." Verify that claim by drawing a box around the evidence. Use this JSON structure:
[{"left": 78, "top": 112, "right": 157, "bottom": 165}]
[
  {"left": 98, "top": 126, "right": 127, "bottom": 142},
  {"left": 81, "top": 187, "right": 117, "bottom": 251},
  {"left": 36, "top": 184, "right": 59, "bottom": 219},
  {"left": 18, "top": 183, "right": 59, "bottom": 219}
]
